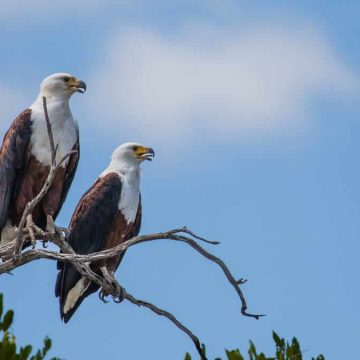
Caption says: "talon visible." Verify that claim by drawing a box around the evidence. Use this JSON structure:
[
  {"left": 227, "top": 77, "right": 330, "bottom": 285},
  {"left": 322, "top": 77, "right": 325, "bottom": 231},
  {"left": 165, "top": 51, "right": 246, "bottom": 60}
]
[
  {"left": 113, "top": 286, "right": 126, "bottom": 303},
  {"left": 100, "top": 266, "right": 125, "bottom": 303},
  {"left": 99, "top": 290, "right": 109, "bottom": 303}
]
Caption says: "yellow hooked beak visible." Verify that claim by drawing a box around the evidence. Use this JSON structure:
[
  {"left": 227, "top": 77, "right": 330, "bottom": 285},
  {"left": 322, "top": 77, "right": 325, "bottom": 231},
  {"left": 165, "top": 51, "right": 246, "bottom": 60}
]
[
  {"left": 67, "top": 77, "right": 87, "bottom": 93},
  {"left": 134, "top": 146, "right": 155, "bottom": 161}
]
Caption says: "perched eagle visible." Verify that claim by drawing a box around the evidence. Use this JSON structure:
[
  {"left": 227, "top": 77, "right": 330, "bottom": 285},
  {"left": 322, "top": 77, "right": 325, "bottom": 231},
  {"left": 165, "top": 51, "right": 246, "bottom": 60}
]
[
  {"left": 55, "top": 142, "right": 154, "bottom": 322},
  {"left": 0, "top": 73, "right": 86, "bottom": 245}
]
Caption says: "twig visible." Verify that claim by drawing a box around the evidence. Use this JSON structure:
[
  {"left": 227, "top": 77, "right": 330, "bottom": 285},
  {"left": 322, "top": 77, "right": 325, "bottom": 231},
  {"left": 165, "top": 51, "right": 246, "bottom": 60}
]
[
  {"left": 125, "top": 293, "right": 207, "bottom": 360},
  {"left": 171, "top": 234, "right": 265, "bottom": 319},
  {"left": 43, "top": 96, "right": 56, "bottom": 166},
  {"left": 181, "top": 226, "right": 220, "bottom": 245}
]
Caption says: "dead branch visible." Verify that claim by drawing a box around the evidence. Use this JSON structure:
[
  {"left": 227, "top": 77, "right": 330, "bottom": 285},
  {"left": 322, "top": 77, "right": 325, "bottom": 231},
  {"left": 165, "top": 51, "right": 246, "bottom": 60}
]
[
  {"left": 43, "top": 96, "right": 56, "bottom": 166},
  {"left": 125, "top": 293, "right": 206, "bottom": 360},
  {"left": 1, "top": 227, "right": 264, "bottom": 321},
  {"left": 0, "top": 96, "right": 263, "bottom": 360}
]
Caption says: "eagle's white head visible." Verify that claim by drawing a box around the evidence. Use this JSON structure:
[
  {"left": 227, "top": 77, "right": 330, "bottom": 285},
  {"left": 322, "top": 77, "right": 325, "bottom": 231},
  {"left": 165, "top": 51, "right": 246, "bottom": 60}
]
[
  {"left": 102, "top": 142, "right": 155, "bottom": 176},
  {"left": 39, "top": 73, "right": 86, "bottom": 99},
  {"left": 112, "top": 142, "right": 155, "bottom": 165}
]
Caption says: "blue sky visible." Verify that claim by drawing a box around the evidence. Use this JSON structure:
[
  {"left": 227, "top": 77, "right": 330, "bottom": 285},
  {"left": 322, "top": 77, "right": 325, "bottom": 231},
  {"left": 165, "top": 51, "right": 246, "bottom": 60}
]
[{"left": 1, "top": 1, "right": 359, "bottom": 359}]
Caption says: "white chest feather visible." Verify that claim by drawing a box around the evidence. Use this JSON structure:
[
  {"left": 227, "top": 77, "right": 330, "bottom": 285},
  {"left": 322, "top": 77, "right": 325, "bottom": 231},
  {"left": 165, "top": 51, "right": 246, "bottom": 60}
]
[
  {"left": 29, "top": 99, "right": 78, "bottom": 167},
  {"left": 118, "top": 172, "right": 140, "bottom": 224}
]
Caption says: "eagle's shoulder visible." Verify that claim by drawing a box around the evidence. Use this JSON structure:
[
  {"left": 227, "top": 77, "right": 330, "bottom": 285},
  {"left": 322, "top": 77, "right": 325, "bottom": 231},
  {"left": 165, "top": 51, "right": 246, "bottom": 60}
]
[
  {"left": 0, "top": 109, "right": 33, "bottom": 229},
  {"left": 0, "top": 109, "right": 32, "bottom": 154},
  {"left": 67, "top": 172, "right": 122, "bottom": 254}
]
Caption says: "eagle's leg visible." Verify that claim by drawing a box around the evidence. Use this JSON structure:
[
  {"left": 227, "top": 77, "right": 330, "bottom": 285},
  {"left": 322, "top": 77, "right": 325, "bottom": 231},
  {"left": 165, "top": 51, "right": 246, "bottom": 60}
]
[
  {"left": 99, "top": 266, "right": 112, "bottom": 302},
  {"left": 25, "top": 214, "right": 42, "bottom": 248},
  {"left": 100, "top": 266, "right": 125, "bottom": 303},
  {"left": 46, "top": 215, "right": 61, "bottom": 236},
  {"left": 100, "top": 265, "right": 113, "bottom": 283}
]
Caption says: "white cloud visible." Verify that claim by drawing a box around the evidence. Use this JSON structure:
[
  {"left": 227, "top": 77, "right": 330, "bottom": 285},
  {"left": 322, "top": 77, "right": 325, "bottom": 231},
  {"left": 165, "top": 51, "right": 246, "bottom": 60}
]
[{"left": 86, "top": 24, "right": 358, "bottom": 143}]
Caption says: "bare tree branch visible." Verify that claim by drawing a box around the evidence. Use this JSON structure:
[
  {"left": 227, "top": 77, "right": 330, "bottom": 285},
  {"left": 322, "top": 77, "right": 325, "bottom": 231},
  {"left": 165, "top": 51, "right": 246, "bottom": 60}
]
[
  {"left": 125, "top": 293, "right": 207, "bottom": 360},
  {"left": 43, "top": 96, "right": 56, "bottom": 166},
  {"left": 2, "top": 228, "right": 264, "bottom": 320},
  {"left": 0, "top": 96, "right": 263, "bottom": 359}
]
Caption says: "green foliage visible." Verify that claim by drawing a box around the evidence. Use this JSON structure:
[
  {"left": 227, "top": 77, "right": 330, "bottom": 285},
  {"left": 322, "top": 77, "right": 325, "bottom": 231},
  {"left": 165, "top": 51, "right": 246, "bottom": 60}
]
[
  {"left": 226, "top": 349, "right": 244, "bottom": 360},
  {"left": 0, "top": 294, "right": 60, "bottom": 360},
  {"left": 184, "top": 331, "right": 325, "bottom": 360}
]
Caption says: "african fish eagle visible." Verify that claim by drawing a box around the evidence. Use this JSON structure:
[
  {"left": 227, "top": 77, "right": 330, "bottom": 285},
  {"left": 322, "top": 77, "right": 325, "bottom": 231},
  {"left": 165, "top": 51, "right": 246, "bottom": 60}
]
[
  {"left": 0, "top": 73, "right": 86, "bottom": 246},
  {"left": 55, "top": 142, "right": 155, "bottom": 322}
]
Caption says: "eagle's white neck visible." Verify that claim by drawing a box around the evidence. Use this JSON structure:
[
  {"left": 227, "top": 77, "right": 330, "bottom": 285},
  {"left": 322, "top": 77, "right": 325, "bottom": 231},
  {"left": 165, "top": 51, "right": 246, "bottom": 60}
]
[
  {"left": 29, "top": 94, "right": 78, "bottom": 167},
  {"left": 101, "top": 161, "right": 140, "bottom": 177},
  {"left": 30, "top": 93, "right": 71, "bottom": 113},
  {"left": 101, "top": 161, "right": 141, "bottom": 224}
]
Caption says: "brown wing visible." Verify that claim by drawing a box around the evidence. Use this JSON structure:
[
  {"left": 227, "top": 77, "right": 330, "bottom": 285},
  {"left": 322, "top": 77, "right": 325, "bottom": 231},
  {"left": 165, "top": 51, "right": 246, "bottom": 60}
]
[
  {"left": 53, "top": 138, "right": 80, "bottom": 220},
  {"left": 55, "top": 173, "right": 123, "bottom": 322},
  {"left": 0, "top": 109, "right": 32, "bottom": 230}
]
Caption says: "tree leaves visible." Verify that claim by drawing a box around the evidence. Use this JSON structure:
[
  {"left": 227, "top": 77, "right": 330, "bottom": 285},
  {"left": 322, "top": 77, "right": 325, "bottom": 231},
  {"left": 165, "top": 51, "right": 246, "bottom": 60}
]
[
  {"left": 225, "top": 349, "right": 244, "bottom": 360},
  {"left": 1, "top": 310, "right": 14, "bottom": 331},
  {"left": 0, "top": 293, "right": 60, "bottom": 360},
  {"left": 184, "top": 332, "right": 325, "bottom": 360}
]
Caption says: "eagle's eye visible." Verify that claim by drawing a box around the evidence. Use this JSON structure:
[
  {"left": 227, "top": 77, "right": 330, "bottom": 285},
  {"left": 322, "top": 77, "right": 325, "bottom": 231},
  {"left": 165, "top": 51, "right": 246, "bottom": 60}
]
[
  {"left": 132, "top": 146, "right": 138, "bottom": 151},
  {"left": 63, "top": 76, "right": 70, "bottom": 82}
]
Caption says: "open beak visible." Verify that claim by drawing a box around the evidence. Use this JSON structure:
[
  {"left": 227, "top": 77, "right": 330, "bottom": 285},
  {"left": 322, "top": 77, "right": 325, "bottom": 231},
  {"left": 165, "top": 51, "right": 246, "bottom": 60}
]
[
  {"left": 74, "top": 79, "right": 87, "bottom": 93},
  {"left": 68, "top": 78, "right": 87, "bottom": 93},
  {"left": 136, "top": 147, "right": 155, "bottom": 161}
]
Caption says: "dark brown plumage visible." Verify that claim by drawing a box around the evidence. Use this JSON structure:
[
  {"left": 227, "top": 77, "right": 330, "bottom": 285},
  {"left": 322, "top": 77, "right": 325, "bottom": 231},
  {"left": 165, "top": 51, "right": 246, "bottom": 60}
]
[{"left": 55, "top": 173, "right": 142, "bottom": 323}]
